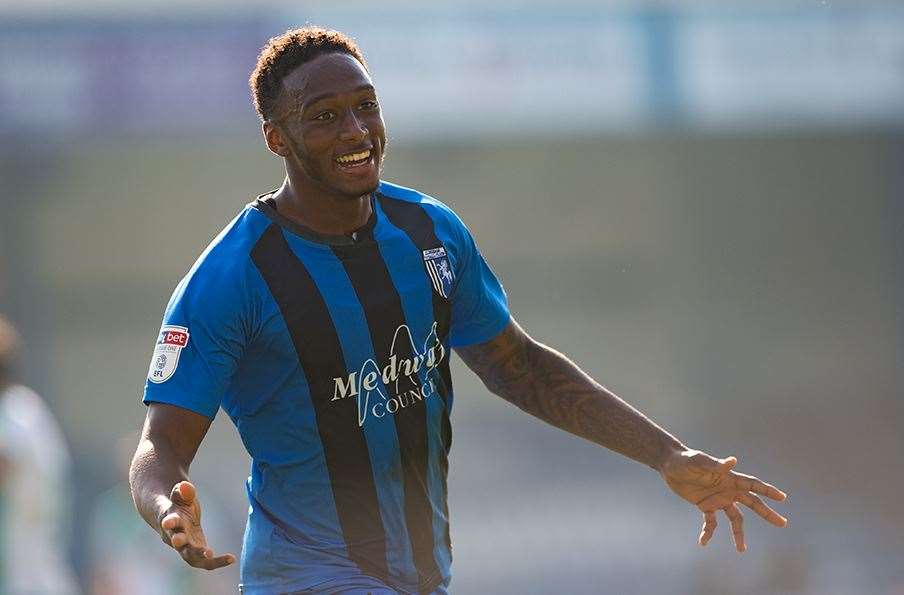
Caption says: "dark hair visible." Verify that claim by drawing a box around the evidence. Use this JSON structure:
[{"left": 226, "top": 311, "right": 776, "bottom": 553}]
[
  {"left": 249, "top": 26, "right": 368, "bottom": 122},
  {"left": 0, "top": 315, "right": 21, "bottom": 389}
]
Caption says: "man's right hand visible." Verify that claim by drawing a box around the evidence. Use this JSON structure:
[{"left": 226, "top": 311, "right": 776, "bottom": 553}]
[{"left": 158, "top": 481, "right": 236, "bottom": 570}]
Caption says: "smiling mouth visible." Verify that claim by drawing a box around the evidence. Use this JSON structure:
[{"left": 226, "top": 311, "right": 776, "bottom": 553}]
[{"left": 335, "top": 148, "right": 373, "bottom": 169}]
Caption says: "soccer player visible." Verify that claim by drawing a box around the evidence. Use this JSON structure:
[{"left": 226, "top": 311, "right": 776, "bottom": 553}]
[
  {"left": 0, "top": 315, "right": 79, "bottom": 595},
  {"left": 129, "top": 27, "right": 787, "bottom": 595}
]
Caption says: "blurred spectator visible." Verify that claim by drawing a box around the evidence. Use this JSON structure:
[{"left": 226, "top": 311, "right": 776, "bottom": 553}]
[{"left": 0, "top": 315, "right": 80, "bottom": 594}]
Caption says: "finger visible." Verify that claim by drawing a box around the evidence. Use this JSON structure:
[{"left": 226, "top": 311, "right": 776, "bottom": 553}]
[
  {"left": 178, "top": 544, "right": 210, "bottom": 565},
  {"left": 723, "top": 503, "right": 746, "bottom": 553},
  {"left": 699, "top": 510, "right": 717, "bottom": 546},
  {"left": 177, "top": 539, "right": 213, "bottom": 560},
  {"left": 736, "top": 492, "right": 787, "bottom": 527},
  {"left": 180, "top": 547, "right": 236, "bottom": 571},
  {"left": 720, "top": 456, "right": 738, "bottom": 471},
  {"left": 170, "top": 481, "right": 197, "bottom": 506},
  {"left": 199, "top": 552, "right": 236, "bottom": 571},
  {"left": 171, "top": 532, "right": 189, "bottom": 549},
  {"left": 161, "top": 511, "right": 187, "bottom": 533},
  {"left": 170, "top": 529, "right": 209, "bottom": 550},
  {"left": 686, "top": 451, "right": 730, "bottom": 471},
  {"left": 728, "top": 471, "right": 787, "bottom": 501},
  {"left": 170, "top": 525, "right": 208, "bottom": 550}
]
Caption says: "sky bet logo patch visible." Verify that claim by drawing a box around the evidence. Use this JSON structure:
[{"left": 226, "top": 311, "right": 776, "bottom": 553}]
[
  {"left": 148, "top": 325, "right": 189, "bottom": 384},
  {"left": 423, "top": 246, "right": 454, "bottom": 299}
]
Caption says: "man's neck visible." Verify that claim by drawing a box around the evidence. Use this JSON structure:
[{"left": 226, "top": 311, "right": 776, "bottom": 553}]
[{"left": 272, "top": 176, "right": 373, "bottom": 237}]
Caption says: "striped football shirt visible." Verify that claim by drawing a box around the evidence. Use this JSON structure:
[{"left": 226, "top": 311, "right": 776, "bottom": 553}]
[{"left": 143, "top": 180, "right": 509, "bottom": 595}]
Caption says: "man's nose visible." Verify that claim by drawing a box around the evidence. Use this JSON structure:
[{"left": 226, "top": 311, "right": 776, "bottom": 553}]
[{"left": 337, "top": 108, "right": 367, "bottom": 142}]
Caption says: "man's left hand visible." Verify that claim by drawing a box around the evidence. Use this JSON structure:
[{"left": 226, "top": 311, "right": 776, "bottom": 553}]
[{"left": 659, "top": 449, "right": 788, "bottom": 552}]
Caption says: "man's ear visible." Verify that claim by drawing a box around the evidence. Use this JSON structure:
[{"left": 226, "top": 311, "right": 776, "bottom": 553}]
[{"left": 263, "top": 121, "right": 291, "bottom": 158}]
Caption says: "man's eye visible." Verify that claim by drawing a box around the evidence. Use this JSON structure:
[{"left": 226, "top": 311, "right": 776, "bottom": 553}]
[
  {"left": 360, "top": 100, "right": 379, "bottom": 110},
  {"left": 313, "top": 111, "right": 334, "bottom": 121}
]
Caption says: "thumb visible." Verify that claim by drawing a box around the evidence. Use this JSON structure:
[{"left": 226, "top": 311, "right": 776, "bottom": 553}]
[
  {"left": 170, "top": 481, "right": 196, "bottom": 506},
  {"left": 687, "top": 451, "right": 736, "bottom": 472},
  {"left": 720, "top": 456, "right": 738, "bottom": 471}
]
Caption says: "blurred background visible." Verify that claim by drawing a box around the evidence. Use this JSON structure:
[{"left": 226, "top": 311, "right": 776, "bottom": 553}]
[{"left": 0, "top": 0, "right": 901, "bottom": 593}]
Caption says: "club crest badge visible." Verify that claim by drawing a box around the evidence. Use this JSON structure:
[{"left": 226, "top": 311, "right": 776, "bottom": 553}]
[
  {"left": 148, "top": 325, "right": 189, "bottom": 384},
  {"left": 423, "top": 246, "right": 454, "bottom": 299}
]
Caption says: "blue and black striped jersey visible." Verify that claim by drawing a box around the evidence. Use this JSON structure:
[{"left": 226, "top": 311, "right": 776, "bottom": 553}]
[{"left": 143, "top": 180, "right": 510, "bottom": 594}]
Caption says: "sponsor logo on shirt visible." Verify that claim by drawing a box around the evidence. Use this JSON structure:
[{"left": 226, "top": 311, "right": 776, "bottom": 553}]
[
  {"left": 331, "top": 322, "right": 446, "bottom": 427},
  {"left": 423, "top": 246, "right": 454, "bottom": 299},
  {"left": 148, "top": 325, "right": 189, "bottom": 383}
]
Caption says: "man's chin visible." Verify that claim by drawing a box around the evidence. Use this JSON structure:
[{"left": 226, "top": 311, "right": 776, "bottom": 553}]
[
  {"left": 361, "top": 176, "right": 380, "bottom": 195},
  {"left": 337, "top": 177, "right": 379, "bottom": 199}
]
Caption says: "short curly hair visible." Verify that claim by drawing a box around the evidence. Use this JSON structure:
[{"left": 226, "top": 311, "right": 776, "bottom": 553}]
[{"left": 249, "top": 26, "right": 368, "bottom": 122}]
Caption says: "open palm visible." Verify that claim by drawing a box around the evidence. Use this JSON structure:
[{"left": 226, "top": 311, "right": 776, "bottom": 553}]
[{"left": 659, "top": 450, "right": 788, "bottom": 552}]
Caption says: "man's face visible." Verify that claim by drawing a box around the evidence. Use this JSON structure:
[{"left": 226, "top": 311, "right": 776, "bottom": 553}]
[{"left": 270, "top": 52, "right": 386, "bottom": 199}]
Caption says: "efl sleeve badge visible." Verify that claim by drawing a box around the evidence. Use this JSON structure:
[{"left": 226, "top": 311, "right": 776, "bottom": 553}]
[{"left": 147, "top": 325, "right": 190, "bottom": 383}]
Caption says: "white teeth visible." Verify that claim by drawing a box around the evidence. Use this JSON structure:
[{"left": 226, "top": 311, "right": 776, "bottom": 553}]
[{"left": 336, "top": 149, "right": 371, "bottom": 164}]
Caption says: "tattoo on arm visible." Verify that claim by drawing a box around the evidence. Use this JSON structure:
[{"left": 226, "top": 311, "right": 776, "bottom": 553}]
[{"left": 456, "top": 320, "right": 686, "bottom": 470}]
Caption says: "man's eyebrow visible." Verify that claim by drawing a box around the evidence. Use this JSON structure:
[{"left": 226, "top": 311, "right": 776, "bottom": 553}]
[{"left": 300, "top": 84, "right": 376, "bottom": 110}]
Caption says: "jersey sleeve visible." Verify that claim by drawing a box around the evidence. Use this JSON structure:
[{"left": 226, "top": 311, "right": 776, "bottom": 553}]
[
  {"left": 447, "top": 219, "right": 510, "bottom": 347},
  {"left": 143, "top": 261, "right": 254, "bottom": 419}
]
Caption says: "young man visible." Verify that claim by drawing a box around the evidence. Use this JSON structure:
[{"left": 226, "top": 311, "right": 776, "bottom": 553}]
[{"left": 130, "top": 27, "right": 787, "bottom": 595}]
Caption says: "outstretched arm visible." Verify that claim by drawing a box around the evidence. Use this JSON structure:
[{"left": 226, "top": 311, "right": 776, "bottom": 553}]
[
  {"left": 129, "top": 403, "right": 235, "bottom": 569},
  {"left": 456, "top": 318, "right": 787, "bottom": 551},
  {"left": 456, "top": 319, "right": 685, "bottom": 469}
]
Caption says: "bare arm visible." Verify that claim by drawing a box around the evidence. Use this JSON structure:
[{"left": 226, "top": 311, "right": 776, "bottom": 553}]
[
  {"left": 130, "top": 403, "right": 206, "bottom": 528},
  {"left": 456, "top": 319, "right": 685, "bottom": 470},
  {"left": 129, "top": 402, "right": 234, "bottom": 569},
  {"left": 456, "top": 318, "right": 787, "bottom": 551}
]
